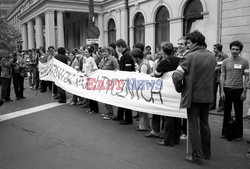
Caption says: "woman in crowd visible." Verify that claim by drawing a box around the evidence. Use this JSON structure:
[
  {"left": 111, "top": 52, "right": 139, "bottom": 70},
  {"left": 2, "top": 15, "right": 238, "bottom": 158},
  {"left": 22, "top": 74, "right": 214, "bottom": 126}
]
[
  {"left": 68, "top": 49, "right": 80, "bottom": 106},
  {"left": 82, "top": 45, "right": 99, "bottom": 114},
  {"left": 131, "top": 48, "right": 152, "bottom": 131}
]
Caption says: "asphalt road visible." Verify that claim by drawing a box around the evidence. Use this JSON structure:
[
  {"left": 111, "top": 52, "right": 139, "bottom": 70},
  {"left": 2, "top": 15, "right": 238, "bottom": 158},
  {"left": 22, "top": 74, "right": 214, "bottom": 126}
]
[{"left": 0, "top": 81, "right": 250, "bottom": 169}]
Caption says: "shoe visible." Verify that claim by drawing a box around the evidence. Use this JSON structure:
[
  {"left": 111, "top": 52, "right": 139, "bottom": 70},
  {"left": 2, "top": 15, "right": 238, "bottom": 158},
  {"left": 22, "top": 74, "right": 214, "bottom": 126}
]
[
  {"left": 245, "top": 153, "right": 250, "bottom": 160},
  {"left": 180, "top": 134, "right": 187, "bottom": 140},
  {"left": 54, "top": 95, "right": 60, "bottom": 99},
  {"left": 119, "top": 121, "right": 133, "bottom": 125},
  {"left": 69, "top": 102, "right": 76, "bottom": 106},
  {"left": 16, "top": 97, "right": 20, "bottom": 100},
  {"left": 20, "top": 96, "right": 26, "bottom": 99},
  {"left": 80, "top": 103, "right": 89, "bottom": 108},
  {"left": 133, "top": 114, "right": 140, "bottom": 118},
  {"left": 135, "top": 128, "right": 148, "bottom": 131},
  {"left": 58, "top": 100, "right": 66, "bottom": 103},
  {"left": 5, "top": 98, "right": 13, "bottom": 102},
  {"left": 247, "top": 140, "right": 250, "bottom": 144},
  {"left": 217, "top": 108, "right": 224, "bottom": 112},
  {"left": 157, "top": 141, "right": 173, "bottom": 146},
  {"left": 112, "top": 116, "right": 122, "bottom": 121},
  {"left": 185, "top": 155, "right": 203, "bottom": 165},
  {"left": 103, "top": 115, "right": 111, "bottom": 120},
  {"left": 76, "top": 101, "right": 85, "bottom": 105},
  {"left": 221, "top": 135, "right": 226, "bottom": 139},
  {"left": 203, "top": 155, "right": 211, "bottom": 160},
  {"left": 40, "top": 90, "right": 47, "bottom": 93},
  {"left": 29, "top": 86, "right": 33, "bottom": 89},
  {"left": 235, "top": 137, "right": 243, "bottom": 141},
  {"left": 145, "top": 132, "right": 159, "bottom": 138},
  {"left": 0, "top": 100, "right": 4, "bottom": 107},
  {"left": 248, "top": 148, "right": 250, "bottom": 153}
]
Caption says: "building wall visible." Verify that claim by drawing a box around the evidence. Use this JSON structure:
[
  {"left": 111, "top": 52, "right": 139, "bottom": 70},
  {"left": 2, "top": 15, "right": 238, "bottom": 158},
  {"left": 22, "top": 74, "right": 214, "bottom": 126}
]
[
  {"left": 221, "top": 0, "right": 250, "bottom": 60},
  {"left": 5, "top": 0, "right": 250, "bottom": 58}
]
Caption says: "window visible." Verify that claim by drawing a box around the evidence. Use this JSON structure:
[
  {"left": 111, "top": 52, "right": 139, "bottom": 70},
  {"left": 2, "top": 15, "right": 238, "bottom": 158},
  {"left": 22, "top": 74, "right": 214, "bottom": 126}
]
[
  {"left": 183, "top": 0, "right": 203, "bottom": 35},
  {"left": 155, "top": 6, "right": 170, "bottom": 47},
  {"left": 108, "top": 19, "right": 116, "bottom": 44},
  {"left": 134, "top": 12, "right": 145, "bottom": 45}
]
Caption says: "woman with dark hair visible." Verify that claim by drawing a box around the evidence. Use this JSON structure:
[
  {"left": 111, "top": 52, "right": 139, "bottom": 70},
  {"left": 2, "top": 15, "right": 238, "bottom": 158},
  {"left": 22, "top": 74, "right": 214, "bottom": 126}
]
[
  {"left": 131, "top": 48, "right": 152, "bottom": 131},
  {"left": 82, "top": 45, "right": 99, "bottom": 114}
]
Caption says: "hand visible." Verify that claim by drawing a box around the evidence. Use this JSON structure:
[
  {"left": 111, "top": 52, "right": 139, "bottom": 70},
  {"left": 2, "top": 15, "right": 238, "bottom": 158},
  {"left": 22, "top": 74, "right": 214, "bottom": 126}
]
[
  {"left": 240, "top": 92, "right": 247, "bottom": 101},
  {"left": 221, "top": 92, "right": 225, "bottom": 101}
]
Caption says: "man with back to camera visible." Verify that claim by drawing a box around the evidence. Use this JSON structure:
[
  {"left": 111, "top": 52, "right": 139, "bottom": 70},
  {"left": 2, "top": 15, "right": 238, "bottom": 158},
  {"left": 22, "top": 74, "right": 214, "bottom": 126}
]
[
  {"left": 211, "top": 44, "right": 228, "bottom": 112},
  {"left": 220, "top": 40, "right": 249, "bottom": 141},
  {"left": 172, "top": 30, "right": 216, "bottom": 165}
]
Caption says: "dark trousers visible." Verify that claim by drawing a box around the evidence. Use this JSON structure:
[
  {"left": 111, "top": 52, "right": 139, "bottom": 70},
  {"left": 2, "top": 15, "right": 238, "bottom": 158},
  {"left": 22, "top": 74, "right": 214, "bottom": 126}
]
[
  {"left": 163, "top": 116, "right": 181, "bottom": 145},
  {"left": 57, "top": 87, "right": 66, "bottom": 102},
  {"left": 187, "top": 103, "right": 211, "bottom": 161},
  {"left": 13, "top": 74, "right": 24, "bottom": 98},
  {"left": 48, "top": 81, "right": 58, "bottom": 94},
  {"left": 89, "top": 100, "right": 99, "bottom": 113},
  {"left": 117, "top": 107, "right": 132, "bottom": 123},
  {"left": 1, "top": 77, "right": 11, "bottom": 100},
  {"left": 151, "top": 115, "right": 165, "bottom": 132},
  {"left": 181, "top": 118, "right": 187, "bottom": 135},
  {"left": 222, "top": 88, "right": 243, "bottom": 138},
  {"left": 40, "top": 80, "right": 48, "bottom": 92}
]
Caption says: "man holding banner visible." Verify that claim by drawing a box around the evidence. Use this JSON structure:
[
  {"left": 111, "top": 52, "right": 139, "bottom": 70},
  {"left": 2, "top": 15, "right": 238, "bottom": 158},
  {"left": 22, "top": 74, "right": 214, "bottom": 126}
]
[
  {"left": 172, "top": 30, "right": 216, "bottom": 165},
  {"left": 114, "top": 39, "right": 135, "bottom": 125}
]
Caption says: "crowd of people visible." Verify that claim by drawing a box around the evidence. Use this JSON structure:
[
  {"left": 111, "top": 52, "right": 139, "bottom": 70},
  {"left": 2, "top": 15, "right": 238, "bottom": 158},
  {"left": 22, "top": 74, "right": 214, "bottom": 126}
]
[{"left": 1, "top": 30, "right": 250, "bottom": 164}]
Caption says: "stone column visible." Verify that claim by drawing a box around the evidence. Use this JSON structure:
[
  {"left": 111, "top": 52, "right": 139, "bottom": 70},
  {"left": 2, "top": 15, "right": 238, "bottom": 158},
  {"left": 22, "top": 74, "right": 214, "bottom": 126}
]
[
  {"left": 169, "top": 17, "right": 183, "bottom": 46},
  {"left": 144, "top": 22, "right": 155, "bottom": 53},
  {"left": 35, "top": 15, "right": 44, "bottom": 48},
  {"left": 120, "top": 7, "right": 128, "bottom": 42},
  {"left": 97, "top": 12, "right": 104, "bottom": 47},
  {"left": 129, "top": 26, "right": 134, "bottom": 50},
  {"left": 22, "top": 23, "right": 28, "bottom": 50},
  {"left": 45, "top": 9, "right": 55, "bottom": 49},
  {"left": 27, "top": 20, "right": 35, "bottom": 49},
  {"left": 57, "top": 10, "right": 64, "bottom": 48}
]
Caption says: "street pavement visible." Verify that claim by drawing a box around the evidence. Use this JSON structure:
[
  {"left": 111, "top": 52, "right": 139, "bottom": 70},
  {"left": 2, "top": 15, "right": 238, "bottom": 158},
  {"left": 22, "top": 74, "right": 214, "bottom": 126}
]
[{"left": 0, "top": 80, "right": 250, "bottom": 169}]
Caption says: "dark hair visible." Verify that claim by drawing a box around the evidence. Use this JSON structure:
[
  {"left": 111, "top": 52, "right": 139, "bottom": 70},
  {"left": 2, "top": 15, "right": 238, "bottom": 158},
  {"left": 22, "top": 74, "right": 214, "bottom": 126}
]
[
  {"left": 39, "top": 46, "right": 45, "bottom": 53},
  {"left": 28, "top": 49, "right": 32, "bottom": 53},
  {"left": 133, "top": 43, "right": 145, "bottom": 52},
  {"left": 230, "top": 40, "right": 243, "bottom": 51},
  {"left": 185, "top": 30, "right": 206, "bottom": 47},
  {"left": 48, "top": 46, "right": 55, "bottom": 50},
  {"left": 115, "top": 39, "right": 127, "bottom": 48},
  {"left": 101, "top": 46, "right": 110, "bottom": 53},
  {"left": 214, "top": 44, "right": 223, "bottom": 52},
  {"left": 146, "top": 45, "right": 151, "bottom": 50},
  {"left": 86, "top": 45, "right": 95, "bottom": 54},
  {"left": 161, "top": 41, "right": 174, "bottom": 55},
  {"left": 131, "top": 48, "right": 144, "bottom": 59},
  {"left": 57, "top": 47, "right": 66, "bottom": 55},
  {"left": 109, "top": 42, "right": 116, "bottom": 49}
]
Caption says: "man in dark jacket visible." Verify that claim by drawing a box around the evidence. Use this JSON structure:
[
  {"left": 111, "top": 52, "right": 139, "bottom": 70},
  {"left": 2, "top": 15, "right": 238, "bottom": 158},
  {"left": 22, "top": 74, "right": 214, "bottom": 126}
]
[
  {"left": 54, "top": 47, "right": 68, "bottom": 103},
  {"left": 172, "top": 31, "right": 216, "bottom": 165},
  {"left": 113, "top": 39, "right": 135, "bottom": 125}
]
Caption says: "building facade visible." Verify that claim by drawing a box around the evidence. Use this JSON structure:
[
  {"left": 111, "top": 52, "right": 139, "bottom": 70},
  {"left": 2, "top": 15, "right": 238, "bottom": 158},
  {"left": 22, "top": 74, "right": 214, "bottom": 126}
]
[{"left": 5, "top": 0, "right": 250, "bottom": 59}]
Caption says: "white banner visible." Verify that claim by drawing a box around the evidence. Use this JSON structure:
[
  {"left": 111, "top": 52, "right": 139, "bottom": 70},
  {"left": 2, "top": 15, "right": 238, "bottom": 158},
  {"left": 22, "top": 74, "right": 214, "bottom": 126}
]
[{"left": 39, "top": 58, "right": 186, "bottom": 118}]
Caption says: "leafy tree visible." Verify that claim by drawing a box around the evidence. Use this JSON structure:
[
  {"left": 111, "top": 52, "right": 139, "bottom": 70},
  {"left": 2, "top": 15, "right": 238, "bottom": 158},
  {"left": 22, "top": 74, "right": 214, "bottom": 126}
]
[{"left": 0, "top": 18, "right": 21, "bottom": 51}]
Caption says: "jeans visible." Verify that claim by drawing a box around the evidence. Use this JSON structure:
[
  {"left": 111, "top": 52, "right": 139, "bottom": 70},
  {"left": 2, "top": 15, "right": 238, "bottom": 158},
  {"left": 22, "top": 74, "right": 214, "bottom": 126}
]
[
  {"left": 222, "top": 88, "right": 243, "bottom": 138},
  {"left": 187, "top": 103, "right": 211, "bottom": 161}
]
